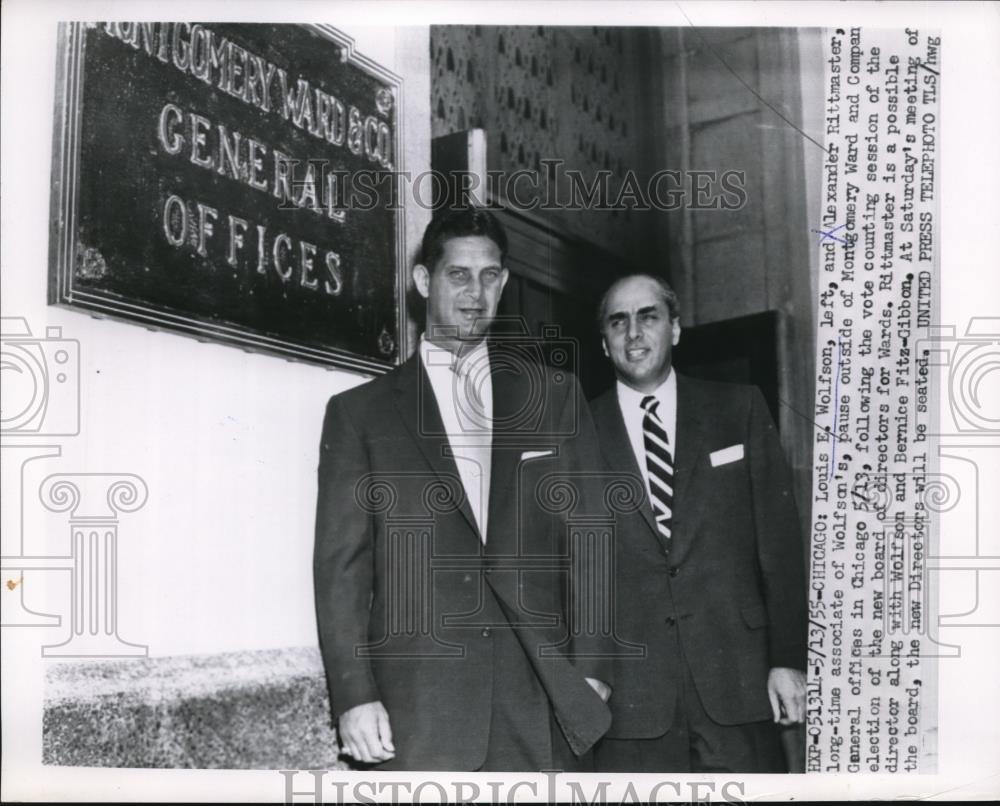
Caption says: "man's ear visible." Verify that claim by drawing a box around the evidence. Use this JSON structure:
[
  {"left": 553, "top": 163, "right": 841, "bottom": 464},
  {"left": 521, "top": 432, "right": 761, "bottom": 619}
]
[
  {"left": 499, "top": 267, "right": 510, "bottom": 294},
  {"left": 412, "top": 264, "right": 431, "bottom": 299},
  {"left": 671, "top": 318, "right": 682, "bottom": 347},
  {"left": 601, "top": 336, "right": 609, "bottom": 357}
]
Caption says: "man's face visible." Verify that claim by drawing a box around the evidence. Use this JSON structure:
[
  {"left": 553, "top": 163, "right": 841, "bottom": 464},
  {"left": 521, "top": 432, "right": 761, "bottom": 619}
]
[
  {"left": 413, "top": 235, "right": 509, "bottom": 349},
  {"left": 600, "top": 276, "right": 681, "bottom": 393}
]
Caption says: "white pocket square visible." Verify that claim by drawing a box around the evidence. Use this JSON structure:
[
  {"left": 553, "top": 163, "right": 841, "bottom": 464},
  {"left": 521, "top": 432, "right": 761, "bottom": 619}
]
[
  {"left": 710, "top": 444, "right": 744, "bottom": 466},
  {"left": 520, "top": 449, "right": 554, "bottom": 461}
]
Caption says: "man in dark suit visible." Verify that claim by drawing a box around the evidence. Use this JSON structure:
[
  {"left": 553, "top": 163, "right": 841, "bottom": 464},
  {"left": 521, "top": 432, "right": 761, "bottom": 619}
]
[
  {"left": 590, "top": 273, "right": 807, "bottom": 772},
  {"left": 314, "top": 208, "right": 612, "bottom": 771}
]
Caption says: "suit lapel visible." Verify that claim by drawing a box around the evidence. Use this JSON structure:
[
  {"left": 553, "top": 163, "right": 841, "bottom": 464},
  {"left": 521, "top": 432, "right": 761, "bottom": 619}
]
[
  {"left": 484, "top": 342, "right": 529, "bottom": 557},
  {"left": 592, "top": 390, "right": 661, "bottom": 545},
  {"left": 669, "top": 373, "right": 709, "bottom": 559},
  {"left": 393, "top": 353, "right": 481, "bottom": 538}
]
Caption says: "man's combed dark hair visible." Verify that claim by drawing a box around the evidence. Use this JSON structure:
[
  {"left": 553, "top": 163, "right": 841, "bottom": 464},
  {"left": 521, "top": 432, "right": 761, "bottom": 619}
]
[{"left": 420, "top": 207, "right": 508, "bottom": 270}]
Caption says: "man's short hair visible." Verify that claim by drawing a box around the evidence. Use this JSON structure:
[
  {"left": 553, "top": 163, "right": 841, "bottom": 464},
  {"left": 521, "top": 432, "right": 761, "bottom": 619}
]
[
  {"left": 597, "top": 273, "right": 681, "bottom": 328},
  {"left": 420, "top": 207, "right": 508, "bottom": 270}
]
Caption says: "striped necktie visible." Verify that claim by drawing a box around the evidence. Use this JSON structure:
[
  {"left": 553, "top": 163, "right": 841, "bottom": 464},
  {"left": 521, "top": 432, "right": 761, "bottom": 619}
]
[{"left": 640, "top": 395, "right": 674, "bottom": 550}]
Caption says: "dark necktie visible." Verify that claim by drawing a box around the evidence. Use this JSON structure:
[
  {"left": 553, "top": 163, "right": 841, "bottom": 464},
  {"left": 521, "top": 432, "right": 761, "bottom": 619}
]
[{"left": 640, "top": 395, "right": 674, "bottom": 550}]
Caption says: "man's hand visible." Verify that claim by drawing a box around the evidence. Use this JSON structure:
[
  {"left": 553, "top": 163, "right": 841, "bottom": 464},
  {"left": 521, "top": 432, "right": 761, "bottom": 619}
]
[
  {"left": 585, "top": 677, "right": 612, "bottom": 703},
  {"left": 767, "top": 667, "right": 806, "bottom": 725},
  {"left": 338, "top": 701, "right": 395, "bottom": 764}
]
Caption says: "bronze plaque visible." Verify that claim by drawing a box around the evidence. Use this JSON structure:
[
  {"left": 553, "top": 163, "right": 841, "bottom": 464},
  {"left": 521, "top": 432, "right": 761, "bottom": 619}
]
[{"left": 49, "top": 22, "right": 405, "bottom": 373}]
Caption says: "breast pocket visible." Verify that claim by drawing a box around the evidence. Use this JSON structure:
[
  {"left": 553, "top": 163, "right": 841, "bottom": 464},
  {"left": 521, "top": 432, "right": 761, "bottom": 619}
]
[{"left": 709, "top": 444, "right": 745, "bottom": 468}]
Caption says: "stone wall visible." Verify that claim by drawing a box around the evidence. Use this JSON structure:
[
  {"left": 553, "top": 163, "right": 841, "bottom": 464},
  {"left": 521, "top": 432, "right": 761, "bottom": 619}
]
[{"left": 43, "top": 647, "right": 345, "bottom": 769}]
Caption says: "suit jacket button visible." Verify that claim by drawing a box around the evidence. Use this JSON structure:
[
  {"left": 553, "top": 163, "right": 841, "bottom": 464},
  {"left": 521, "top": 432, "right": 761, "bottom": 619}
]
[
  {"left": 665, "top": 616, "right": 676, "bottom": 627},
  {"left": 481, "top": 628, "right": 491, "bottom": 637},
  {"left": 669, "top": 566, "right": 679, "bottom": 577}
]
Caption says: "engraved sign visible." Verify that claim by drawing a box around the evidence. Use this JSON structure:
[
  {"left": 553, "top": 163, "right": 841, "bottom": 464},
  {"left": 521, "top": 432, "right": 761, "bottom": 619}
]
[{"left": 49, "top": 23, "right": 405, "bottom": 373}]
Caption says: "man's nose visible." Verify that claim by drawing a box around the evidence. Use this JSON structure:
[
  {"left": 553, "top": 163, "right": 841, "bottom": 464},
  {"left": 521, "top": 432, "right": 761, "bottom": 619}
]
[
  {"left": 626, "top": 316, "right": 641, "bottom": 340},
  {"left": 464, "top": 276, "right": 482, "bottom": 299}
]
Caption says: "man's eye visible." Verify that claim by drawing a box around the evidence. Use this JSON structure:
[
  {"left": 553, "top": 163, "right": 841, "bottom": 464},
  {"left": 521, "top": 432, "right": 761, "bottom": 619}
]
[
  {"left": 482, "top": 270, "right": 499, "bottom": 282},
  {"left": 449, "top": 270, "right": 468, "bottom": 282}
]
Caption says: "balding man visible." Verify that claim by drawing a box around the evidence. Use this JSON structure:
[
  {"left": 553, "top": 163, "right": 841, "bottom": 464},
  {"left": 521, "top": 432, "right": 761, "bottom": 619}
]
[{"left": 590, "top": 273, "right": 806, "bottom": 772}]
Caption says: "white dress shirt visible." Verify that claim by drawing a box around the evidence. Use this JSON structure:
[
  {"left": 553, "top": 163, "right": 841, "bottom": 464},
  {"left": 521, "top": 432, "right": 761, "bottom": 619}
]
[
  {"left": 616, "top": 370, "right": 678, "bottom": 503},
  {"left": 419, "top": 336, "right": 493, "bottom": 542}
]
